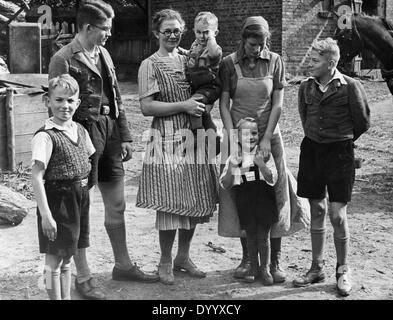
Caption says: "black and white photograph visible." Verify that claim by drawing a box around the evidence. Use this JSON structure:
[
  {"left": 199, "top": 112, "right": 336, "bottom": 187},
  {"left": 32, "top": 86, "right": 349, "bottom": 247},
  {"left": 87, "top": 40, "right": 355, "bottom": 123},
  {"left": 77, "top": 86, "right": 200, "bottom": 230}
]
[{"left": 0, "top": 0, "right": 392, "bottom": 305}]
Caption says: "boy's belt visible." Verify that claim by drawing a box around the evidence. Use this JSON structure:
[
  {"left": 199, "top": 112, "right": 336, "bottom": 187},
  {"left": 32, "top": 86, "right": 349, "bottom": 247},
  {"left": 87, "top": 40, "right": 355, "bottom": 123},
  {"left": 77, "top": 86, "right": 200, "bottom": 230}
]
[{"left": 45, "top": 178, "right": 89, "bottom": 188}]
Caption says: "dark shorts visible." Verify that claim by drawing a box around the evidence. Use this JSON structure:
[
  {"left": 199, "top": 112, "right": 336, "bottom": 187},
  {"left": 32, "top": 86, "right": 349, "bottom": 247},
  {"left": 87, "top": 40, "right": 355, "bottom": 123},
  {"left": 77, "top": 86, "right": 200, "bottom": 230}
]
[
  {"left": 37, "top": 179, "right": 90, "bottom": 258},
  {"left": 85, "top": 115, "right": 124, "bottom": 187},
  {"left": 297, "top": 137, "right": 355, "bottom": 203}
]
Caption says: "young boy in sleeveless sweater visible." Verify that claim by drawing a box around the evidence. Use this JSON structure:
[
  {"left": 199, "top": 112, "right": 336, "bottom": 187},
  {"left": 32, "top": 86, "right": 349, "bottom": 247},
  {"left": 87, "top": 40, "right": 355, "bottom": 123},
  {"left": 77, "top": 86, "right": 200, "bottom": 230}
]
[{"left": 31, "top": 74, "right": 95, "bottom": 300}]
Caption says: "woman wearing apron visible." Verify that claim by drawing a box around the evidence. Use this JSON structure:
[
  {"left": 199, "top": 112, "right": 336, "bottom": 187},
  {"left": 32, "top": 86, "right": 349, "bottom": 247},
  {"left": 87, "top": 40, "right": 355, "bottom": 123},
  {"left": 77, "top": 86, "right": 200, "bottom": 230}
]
[
  {"left": 136, "top": 9, "right": 219, "bottom": 285},
  {"left": 218, "top": 16, "right": 310, "bottom": 282}
]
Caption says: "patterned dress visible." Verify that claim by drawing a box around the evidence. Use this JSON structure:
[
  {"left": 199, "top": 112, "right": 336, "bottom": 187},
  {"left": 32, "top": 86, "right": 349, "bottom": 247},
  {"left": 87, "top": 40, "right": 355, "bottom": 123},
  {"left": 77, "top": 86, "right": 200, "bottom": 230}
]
[{"left": 136, "top": 52, "right": 219, "bottom": 230}]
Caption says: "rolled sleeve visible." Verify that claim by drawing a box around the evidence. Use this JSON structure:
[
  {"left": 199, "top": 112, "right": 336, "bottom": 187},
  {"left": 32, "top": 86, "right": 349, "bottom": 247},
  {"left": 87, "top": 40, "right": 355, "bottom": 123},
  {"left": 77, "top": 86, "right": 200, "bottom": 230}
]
[
  {"left": 84, "top": 128, "right": 96, "bottom": 157},
  {"left": 219, "top": 57, "right": 234, "bottom": 94},
  {"left": 273, "top": 55, "right": 285, "bottom": 90},
  {"left": 31, "top": 132, "right": 52, "bottom": 169},
  {"left": 138, "top": 59, "right": 160, "bottom": 99}
]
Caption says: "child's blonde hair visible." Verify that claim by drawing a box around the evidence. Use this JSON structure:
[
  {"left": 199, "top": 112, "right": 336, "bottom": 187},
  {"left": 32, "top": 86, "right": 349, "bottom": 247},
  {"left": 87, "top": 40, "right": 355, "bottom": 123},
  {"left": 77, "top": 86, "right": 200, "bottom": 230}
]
[
  {"left": 48, "top": 74, "right": 80, "bottom": 97},
  {"left": 311, "top": 37, "right": 341, "bottom": 64},
  {"left": 235, "top": 117, "right": 257, "bottom": 129},
  {"left": 194, "top": 11, "right": 218, "bottom": 29}
]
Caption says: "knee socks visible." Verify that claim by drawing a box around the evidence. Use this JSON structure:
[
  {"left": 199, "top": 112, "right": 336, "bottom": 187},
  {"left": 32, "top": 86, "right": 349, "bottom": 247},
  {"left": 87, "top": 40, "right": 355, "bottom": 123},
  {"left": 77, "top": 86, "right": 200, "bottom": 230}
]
[
  {"left": 105, "top": 223, "right": 132, "bottom": 270},
  {"left": 334, "top": 233, "right": 349, "bottom": 266},
  {"left": 311, "top": 227, "right": 326, "bottom": 263},
  {"left": 245, "top": 235, "right": 259, "bottom": 276},
  {"left": 44, "top": 267, "right": 61, "bottom": 300},
  {"left": 240, "top": 237, "right": 248, "bottom": 260},
  {"left": 60, "top": 262, "right": 72, "bottom": 300},
  {"left": 74, "top": 248, "right": 91, "bottom": 284},
  {"left": 257, "top": 225, "right": 271, "bottom": 269}
]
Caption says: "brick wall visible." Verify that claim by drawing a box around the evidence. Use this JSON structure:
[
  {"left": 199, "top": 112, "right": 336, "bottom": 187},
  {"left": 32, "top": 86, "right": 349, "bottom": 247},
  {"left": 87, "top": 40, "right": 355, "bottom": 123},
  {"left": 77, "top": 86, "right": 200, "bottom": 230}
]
[
  {"left": 282, "top": 0, "right": 339, "bottom": 76},
  {"left": 150, "top": 0, "right": 378, "bottom": 76},
  {"left": 150, "top": 0, "right": 283, "bottom": 56},
  {"left": 386, "top": 0, "right": 393, "bottom": 20}
]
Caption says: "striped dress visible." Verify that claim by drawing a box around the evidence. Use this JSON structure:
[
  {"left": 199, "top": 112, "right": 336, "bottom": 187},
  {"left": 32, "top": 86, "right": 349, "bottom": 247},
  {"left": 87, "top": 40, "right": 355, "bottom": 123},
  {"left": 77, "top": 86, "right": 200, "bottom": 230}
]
[{"left": 136, "top": 52, "right": 219, "bottom": 230}]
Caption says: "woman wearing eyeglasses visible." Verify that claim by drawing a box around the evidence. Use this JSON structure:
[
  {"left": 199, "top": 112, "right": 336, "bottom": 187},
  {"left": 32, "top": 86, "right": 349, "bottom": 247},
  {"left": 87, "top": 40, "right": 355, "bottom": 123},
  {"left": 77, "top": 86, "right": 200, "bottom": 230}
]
[{"left": 136, "top": 9, "right": 219, "bottom": 285}]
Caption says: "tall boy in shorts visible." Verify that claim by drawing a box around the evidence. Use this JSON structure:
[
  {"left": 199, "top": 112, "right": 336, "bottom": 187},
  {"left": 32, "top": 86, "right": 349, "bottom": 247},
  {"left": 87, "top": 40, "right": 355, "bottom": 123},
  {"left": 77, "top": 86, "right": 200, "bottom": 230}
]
[{"left": 292, "top": 38, "right": 370, "bottom": 296}]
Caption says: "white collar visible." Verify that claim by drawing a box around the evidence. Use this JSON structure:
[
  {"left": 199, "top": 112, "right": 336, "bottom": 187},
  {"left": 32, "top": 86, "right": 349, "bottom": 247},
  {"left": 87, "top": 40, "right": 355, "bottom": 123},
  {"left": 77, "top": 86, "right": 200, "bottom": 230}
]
[
  {"left": 44, "top": 118, "right": 76, "bottom": 131},
  {"left": 308, "top": 69, "right": 348, "bottom": 87}
]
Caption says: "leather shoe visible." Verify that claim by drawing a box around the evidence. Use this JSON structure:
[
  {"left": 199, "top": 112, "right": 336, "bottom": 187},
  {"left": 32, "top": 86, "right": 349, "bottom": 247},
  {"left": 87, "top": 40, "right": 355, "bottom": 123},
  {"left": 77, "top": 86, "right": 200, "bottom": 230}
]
[
  {"left": 233, "top": 258, "right": 251, "bottom": 279},
  {"left": 260, "top": 267, "right": 274, "bottom": 286},
  {"left": 270, "top": 251, "right": 286, "bottom": 283},
  {"left": 112, "top": 264, "right": 159, "bottom": 283},
  {"left": 158, "top": 262, "right": 175, "bottom": 285},
  {"left": 75, "top": 278, "right": 106, "bottom": 300},
  {"left": 336, "top": 265, "right": 351, "bottom": 297},
  {"left": 173, "top": 258, "right": 206, "bottom": 278},
  {"left": 292, "top": 260, "right": 326, "bottom": 287}
]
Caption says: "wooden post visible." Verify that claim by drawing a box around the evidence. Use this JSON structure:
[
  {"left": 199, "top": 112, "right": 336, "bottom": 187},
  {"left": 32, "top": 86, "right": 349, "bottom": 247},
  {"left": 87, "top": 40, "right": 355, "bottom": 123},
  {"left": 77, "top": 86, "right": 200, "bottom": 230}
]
[{"left": 5, "top": 88, "right": 15, "bottom": 172}]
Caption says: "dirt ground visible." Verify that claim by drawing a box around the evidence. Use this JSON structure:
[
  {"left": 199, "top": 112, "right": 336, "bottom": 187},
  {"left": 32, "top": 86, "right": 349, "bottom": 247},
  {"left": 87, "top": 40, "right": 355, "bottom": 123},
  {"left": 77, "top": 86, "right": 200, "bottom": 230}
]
[{"left": 0, "top": 80, "right": 392, "bottom": 300}]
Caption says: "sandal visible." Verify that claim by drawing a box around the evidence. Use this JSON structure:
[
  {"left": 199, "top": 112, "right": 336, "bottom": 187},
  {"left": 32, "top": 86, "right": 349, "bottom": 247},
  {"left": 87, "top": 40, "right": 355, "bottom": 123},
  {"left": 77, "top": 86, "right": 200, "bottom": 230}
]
[
  {"left": 158, "top": 262, "right": 174, "bottom": 285},
  {"left": 173, "top": 258, "right": 206, "bottom": 278}
]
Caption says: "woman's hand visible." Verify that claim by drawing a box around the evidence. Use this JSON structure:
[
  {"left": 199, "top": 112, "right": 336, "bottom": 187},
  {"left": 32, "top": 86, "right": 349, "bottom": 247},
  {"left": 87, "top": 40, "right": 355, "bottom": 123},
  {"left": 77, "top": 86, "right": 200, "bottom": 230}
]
[
  {"left": 254, "top": 151, "right": 266, "bottom": 168},
  {"left": 42, "top": 215, "right": 57, "bottom": 242},
  {"left": 258, "top": 136, "right": 271, "bottom": 161},
  {"left": 183, "top": 97, "right": 205, "bottom": 117}
]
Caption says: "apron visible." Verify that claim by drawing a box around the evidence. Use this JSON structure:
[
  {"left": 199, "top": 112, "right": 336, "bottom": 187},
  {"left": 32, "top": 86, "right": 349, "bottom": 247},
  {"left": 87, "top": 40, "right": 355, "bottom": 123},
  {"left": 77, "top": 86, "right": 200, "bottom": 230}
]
[{"left": 218, "top": 53, "right": 310, "bottom": 238}]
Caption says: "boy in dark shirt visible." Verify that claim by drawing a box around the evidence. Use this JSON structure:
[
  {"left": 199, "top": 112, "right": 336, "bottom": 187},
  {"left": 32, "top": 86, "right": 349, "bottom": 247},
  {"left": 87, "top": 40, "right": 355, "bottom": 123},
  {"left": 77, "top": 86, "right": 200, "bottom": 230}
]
[{"left": 292, "top": 38, "right": 370, "bottom": 297}]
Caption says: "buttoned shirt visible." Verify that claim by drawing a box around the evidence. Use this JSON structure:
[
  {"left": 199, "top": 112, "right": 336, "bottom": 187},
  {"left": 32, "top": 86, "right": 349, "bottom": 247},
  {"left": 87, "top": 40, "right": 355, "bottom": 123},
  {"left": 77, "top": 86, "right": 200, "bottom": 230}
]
[
  {"left": 298, "top": 71, "right": 370, "bottom": 143},
  {"left": 310, "top": 69, "right": 347, "bottom": 93}
]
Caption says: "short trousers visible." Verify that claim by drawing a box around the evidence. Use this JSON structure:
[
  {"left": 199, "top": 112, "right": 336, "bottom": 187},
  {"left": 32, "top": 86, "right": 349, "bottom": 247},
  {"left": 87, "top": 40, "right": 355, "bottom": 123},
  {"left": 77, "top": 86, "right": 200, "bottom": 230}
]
[
  {"left": 37, "top": 178, "right": 90, "bottom": 258},
  {"left": 297, "top": 137, "right": 355, "bottom": 203},
  {"left": 84, "top": 115, "right": 125, "bottom": 187}
]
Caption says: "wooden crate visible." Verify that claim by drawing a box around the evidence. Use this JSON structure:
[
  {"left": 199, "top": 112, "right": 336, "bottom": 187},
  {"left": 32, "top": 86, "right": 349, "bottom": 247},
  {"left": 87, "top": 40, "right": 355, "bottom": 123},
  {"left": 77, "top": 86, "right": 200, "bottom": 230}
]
[{"left": 0, "top": 88, "right": 48, "bottom": 171}]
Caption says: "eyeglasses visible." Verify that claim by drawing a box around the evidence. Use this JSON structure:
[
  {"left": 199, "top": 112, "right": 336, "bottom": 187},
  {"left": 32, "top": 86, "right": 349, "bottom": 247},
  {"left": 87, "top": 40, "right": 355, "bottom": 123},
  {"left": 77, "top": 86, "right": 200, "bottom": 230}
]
[
  {"left": 158, "top": 29, "right": 182, "bottom": 38},
  {"left": 91, "top": 24, "right": 112, "bottom": 33}
]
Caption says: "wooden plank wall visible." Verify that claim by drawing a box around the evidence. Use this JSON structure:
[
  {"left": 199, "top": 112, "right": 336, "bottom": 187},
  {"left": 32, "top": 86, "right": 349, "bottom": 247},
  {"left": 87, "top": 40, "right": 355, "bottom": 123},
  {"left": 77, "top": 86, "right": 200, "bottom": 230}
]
[
  {"left": 0, "top": 95, "right": 7, "bottom": 169},
  {"left": 0, "top": 92, "right": 48, "bottom": 170}
]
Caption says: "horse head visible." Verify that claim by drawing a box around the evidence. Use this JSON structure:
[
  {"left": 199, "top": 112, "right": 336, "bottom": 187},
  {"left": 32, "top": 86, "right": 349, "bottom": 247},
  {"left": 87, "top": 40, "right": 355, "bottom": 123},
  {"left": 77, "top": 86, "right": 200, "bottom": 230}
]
[{"left": 334, "top": 14, "right": 363, "bottom": 63}]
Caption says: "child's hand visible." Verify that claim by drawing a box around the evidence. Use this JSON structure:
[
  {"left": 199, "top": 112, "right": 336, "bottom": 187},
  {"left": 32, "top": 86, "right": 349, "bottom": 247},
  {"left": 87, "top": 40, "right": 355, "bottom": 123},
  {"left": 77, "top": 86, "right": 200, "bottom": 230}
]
[
  {"left": 230, "top": 151, "right": 242, "bottom": 166},
  {"left": 42, "top": 215, "right": 57, "bottom": 242}
]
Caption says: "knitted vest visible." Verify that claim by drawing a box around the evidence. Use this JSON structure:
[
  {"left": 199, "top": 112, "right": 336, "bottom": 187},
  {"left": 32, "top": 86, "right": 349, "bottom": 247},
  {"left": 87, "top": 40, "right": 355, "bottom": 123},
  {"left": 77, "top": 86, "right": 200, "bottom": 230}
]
[{"left": 36, "top": 123, "right": 91, "bottom": 181}]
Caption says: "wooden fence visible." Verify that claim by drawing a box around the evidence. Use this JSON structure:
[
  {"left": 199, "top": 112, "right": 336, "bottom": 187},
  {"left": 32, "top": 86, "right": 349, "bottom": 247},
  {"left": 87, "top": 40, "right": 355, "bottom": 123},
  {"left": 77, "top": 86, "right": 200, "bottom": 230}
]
[{"left": 0, "top": 88, "right": 47, "bottom": 171}]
